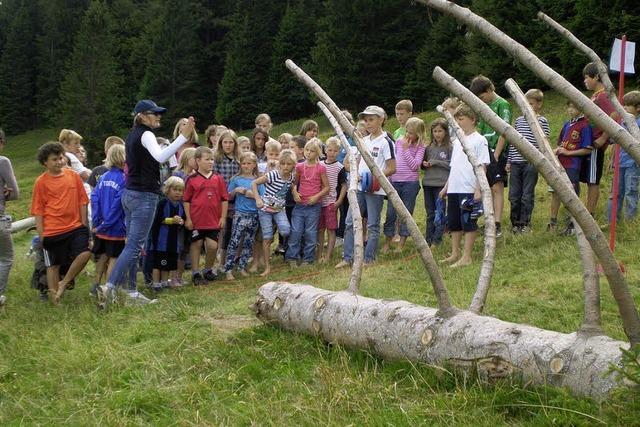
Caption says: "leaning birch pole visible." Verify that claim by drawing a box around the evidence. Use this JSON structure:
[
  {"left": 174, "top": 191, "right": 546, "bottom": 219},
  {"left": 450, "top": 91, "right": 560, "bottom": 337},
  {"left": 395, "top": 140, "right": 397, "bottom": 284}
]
[
  {"left": 505, "top": 79, "right": 603, "bottom": 335},
  {"left": 437, "top": 106, "right": 496, "bottom": 314},
  {"left": 433, "top": 66, "right": 640, "bottom": 345},
  {"left": 285, "top": 59, "right": 455, "bottom": 314},
  {"left": 417, "top": 0, "right": 640, "bottom": 166},
  {"left": 317, "top": 101, "right": 364, "bottom": 294},
  {"left": 536, "top": 11, "right": 640, "bottom": 140}
]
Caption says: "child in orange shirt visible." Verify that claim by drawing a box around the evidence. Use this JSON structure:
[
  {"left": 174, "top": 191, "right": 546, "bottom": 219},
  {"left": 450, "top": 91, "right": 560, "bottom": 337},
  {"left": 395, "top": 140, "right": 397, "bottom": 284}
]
[{"left": 31, "top": 142, "right": 91, "bottom": 304}]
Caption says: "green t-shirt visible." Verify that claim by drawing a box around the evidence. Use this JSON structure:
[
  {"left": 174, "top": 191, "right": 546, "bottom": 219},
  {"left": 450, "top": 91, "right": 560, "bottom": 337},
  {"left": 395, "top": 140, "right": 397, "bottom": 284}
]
[
  {"left": 393, "top": 127, "right": 406, "bottom": 140},
  {"left": 477, "top": 96, "right": 512, "bottom": 155}
]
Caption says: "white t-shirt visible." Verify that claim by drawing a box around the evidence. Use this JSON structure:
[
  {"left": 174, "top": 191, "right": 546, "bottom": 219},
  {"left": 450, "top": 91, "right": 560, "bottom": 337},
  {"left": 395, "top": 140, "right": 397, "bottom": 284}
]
[
  {"left": 447, "top": 131, "right": 490, "bottom": 194},
  {"left": 355, "top": 132, "right": 395, "bottom": 196}
]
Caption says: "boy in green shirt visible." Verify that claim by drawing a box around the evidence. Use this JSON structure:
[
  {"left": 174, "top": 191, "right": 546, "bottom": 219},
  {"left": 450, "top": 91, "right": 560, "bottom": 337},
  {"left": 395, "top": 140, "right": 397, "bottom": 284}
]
[
  {"left": 470, "top": 75, "right": 512, "bottom": 237},
  {"left": 393, "top": 99, "right": 413, "bottom": 140}
]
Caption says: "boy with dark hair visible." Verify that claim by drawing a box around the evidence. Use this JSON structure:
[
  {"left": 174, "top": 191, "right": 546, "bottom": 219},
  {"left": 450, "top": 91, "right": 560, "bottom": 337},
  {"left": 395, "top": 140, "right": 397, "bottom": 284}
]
[
  {"left": 581, "top": 62, "right": 620, "bottom": 216},
  {"left": 31, "top": 142, "right": 91, "bottom": 304},
  {"left": 507, "top": 89, "right": 550, "bottom": 233},
  {"left": 470, "top": 75, "right": 512, "bottom": 237},
  {"left": 548, "top": 101, "right": 593, "bottom": 234}
]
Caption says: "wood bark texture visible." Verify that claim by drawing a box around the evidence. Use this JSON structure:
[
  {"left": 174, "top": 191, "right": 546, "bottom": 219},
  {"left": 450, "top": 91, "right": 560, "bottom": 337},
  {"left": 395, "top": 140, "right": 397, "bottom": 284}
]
[
  {"left": 505, "top": 79, "right": 603, "bottom": 335},
  {"left": 252, "top": 282, "right": 627, "bottom": 399},
  {"left": 285, "top": 59, "right": 454, "bottom": 314},
  {"left": 437, "top": 106, "right": 496, "bottom": 314},
  {"left": 317, "top": 101, "right": 364, "bottom": 294},
  {"left": 417, "top": 0, "right": 640, "bottom": 167},
  {"left": 433, "top": 66, "right": 640, "bottom": 345},
  {"left": 536, "top": 11, "right": 640, "bottom": 141}
]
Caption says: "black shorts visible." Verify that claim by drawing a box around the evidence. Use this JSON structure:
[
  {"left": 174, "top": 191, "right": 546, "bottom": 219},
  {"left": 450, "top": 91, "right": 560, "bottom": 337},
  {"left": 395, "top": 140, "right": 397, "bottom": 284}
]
[
  {"left": 92, "top": 236, "right": 125, "bottom": 258},
  {"left": 151, "top": 251, "right": 178, "bottom": 271},
  {"left": 190, "top": 229, "right": 219, "bottom": 242},
  {"left": 447, "top": 193, "right": 478, "bottom": 232},
  {"left": 42, "top": 226, "right": 90, "bottom": 268},
  {"left": 579, "top": 148, "right": 604, "bottom": 185},
  {"left": 487, "top": 150, "right": 508, "bottom": 187}
]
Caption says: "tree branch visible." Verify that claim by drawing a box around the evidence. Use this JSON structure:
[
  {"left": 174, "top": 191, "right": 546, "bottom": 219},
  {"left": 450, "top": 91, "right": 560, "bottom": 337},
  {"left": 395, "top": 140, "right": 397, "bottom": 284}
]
[
  {"left": 317, "top": 101, "right": 364, "bottom": 294},
  {"left": 432, "top": 66, "right": 640, "bottom": 345},
  {"left": 285, "top": 59, "right": 455, "bottom": 314},
  {"left": 417, "top": 0, "right": 640, "bottom": 168},
  {"left": 536, "top": 11, "right": 640, "bottom": 141},
  {"left": 437, "top": 106, "right": 496, "bottom": 314}
]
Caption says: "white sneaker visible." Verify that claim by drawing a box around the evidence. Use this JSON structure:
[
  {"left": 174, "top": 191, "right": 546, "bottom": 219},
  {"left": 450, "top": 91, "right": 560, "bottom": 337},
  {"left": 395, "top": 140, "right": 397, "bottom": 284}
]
[
  {"left": 126, "top": 291, "right": 157, "bottom": 305},
  {"left": 0, "top": 295, "right": 6, "bottom": 306},
  {"left": 96, "top": 285, "right": 115, "bottom": 310}
]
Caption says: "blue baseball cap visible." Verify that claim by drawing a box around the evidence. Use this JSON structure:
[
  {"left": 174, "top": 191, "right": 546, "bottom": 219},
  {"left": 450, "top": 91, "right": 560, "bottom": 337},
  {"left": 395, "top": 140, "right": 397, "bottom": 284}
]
[{"left": 134, "top": 99, "right": 167, "bottom": 114}]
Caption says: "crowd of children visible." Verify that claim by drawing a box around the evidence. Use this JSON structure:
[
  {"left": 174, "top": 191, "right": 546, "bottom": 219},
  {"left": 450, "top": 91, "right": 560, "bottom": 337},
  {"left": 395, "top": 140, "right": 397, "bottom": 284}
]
[{"left": 0, "top": 61, "right": 638, "bottom": 308}]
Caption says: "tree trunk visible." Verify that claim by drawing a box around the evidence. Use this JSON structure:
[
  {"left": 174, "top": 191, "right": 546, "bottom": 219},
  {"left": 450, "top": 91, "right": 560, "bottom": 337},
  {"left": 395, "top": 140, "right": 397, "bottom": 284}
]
[
  {"left": 417, "top": 0, "right": 640, "bottom": 168},
  {"left": 437, "top": 106, "right": 496, "bottom": 314},
  {"left": 285, "top": 59, "right": 455, "bottom": 314},
  {"left": 317, "top": 101, "right": 364, "bottom": 294},
  {"left": 252, "top": 282, "right": 626, "bottom": 399},
  {"left": 433, "top": 66, "right": 640, "bottom": 345}
]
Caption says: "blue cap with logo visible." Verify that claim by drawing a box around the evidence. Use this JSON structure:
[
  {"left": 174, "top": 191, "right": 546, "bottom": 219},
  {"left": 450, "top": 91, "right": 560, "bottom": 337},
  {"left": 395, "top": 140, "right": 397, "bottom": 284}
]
[{"left": 134, "top": 99, "right": 167, "bottom": 115}]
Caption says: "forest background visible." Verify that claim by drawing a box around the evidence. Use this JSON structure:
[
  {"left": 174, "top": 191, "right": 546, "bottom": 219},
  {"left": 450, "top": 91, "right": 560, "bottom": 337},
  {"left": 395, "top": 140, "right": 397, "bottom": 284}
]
[{"left": 0, "top": 0, "right": 639, "bottom": 163}]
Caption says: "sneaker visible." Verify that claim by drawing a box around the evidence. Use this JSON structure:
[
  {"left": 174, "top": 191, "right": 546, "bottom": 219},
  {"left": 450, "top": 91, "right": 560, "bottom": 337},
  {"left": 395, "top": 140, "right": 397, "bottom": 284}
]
[
  {"left": 151, "top": 282, "right": 163, "bottom": 292},
  {"left": 125, "top": 291, "right": 157, "bottom": 305},
  {"left": 39, "top": 290, "right": 48, "bottom": 302},
  {"left": 192, "top": 272, "right": 206, "bottom": 286},
  {"left": 560, "top": 223, "right": 575, "bottom": 236},
  {"left": 546, "top": 219, "right": 557, "bottom": 232},
  {"left": 288, "top": 260, "right": 298, "bottom": 269},
  {"left": 96, "top": 285, "right": 115, "bottom": 310},
  {"left": 521, "top": 225, "right": 532, "bottom": 233},
  {"left": 170, "top": 278, "right": 183, "bottom": 288},
  {"left": 495, "top": 225, "right": 503, "bottom": 238},
  {"left": 334, "top": 260, "right": 350, "bottom": 269},
  {"left": 89, "top": 283, "right": 99, "bottom": 297},
  {"left": 300, "top": 261, "right": 311, "bottom": 267},
  {"left": 203, "top": 269, "right": 218, "bottom": 282},
  {"left": 0, "top": 295, "right": 6, "bottom": 306},
  {"left": 511, "top": 225, "right": 521, "bottom": 234}
]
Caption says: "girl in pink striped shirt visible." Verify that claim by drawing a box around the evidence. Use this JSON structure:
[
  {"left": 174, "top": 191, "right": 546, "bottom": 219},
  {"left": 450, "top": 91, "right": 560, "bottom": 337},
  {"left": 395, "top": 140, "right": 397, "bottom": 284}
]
[{"left": 382, "top": 117, "right": 427, "bottom": 252}]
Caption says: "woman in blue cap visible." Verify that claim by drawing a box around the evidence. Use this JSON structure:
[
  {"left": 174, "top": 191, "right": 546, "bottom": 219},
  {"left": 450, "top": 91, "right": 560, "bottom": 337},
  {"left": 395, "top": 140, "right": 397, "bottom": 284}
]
[{"left": 97, "top": 100, "right": 194, "bottom": 307}]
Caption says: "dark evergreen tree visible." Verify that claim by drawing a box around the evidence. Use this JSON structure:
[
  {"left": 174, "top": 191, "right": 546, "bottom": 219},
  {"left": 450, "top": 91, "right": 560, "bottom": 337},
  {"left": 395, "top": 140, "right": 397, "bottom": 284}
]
[
  {"left": 216, "top": 0, "right": 285, "bottom": 128},
  {"left": 264, "top": 0, "right": 320, "bottom": 122},
  {"left": 57, "top": 0, "right": 126, "bottom": 163},
  {"left": 0, "top": 1, "right": 37, "bottom": 133}
]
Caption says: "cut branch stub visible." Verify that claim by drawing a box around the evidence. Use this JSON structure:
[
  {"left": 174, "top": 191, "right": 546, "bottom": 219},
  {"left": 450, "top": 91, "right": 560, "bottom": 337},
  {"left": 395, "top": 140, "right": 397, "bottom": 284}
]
[
  {"left": 432, "top": 66, "right": 640, "bottom": 345},
  {"left": 417, "top": 0, "right": 640, "bottom": 169},
  {"left": 437, "top": 105, "right": 496, "bottom": 314},
  {"left": 285, "top": 59, "right": 455, "bottom": 314},
  {"left": 317, "top": 101, "right": 364, "bottom": 294}
]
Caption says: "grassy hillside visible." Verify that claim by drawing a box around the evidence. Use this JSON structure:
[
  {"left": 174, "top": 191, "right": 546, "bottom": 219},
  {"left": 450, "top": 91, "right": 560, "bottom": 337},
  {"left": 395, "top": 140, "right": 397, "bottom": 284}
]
[{"left": 1, "top": 92, "right": 639, "bottom": 425}]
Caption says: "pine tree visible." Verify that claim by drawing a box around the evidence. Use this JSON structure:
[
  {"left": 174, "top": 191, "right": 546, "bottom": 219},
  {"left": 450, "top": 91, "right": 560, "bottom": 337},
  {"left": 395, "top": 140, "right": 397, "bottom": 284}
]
[
  {"left": 264, "top": 0, "right": 320, "bottom": 122},
  {"left": 57, "top": 0, "right": 126, "bottom": 163},
  {"left": 0, "top": 1, "right": 37, "bottom": 133},
  {"left": 216, "top": 0, "right": 285, "bottom": 128}
]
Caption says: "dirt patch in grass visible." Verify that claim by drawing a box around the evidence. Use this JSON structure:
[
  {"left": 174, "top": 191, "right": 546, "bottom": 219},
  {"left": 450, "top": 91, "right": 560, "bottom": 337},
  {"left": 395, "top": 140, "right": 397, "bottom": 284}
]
[{"left": 198, "top": 314, "right": 261, "bottom": 335}]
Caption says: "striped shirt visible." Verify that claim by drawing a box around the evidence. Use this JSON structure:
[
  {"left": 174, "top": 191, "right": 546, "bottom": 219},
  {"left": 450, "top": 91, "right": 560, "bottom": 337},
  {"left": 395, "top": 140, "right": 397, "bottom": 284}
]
[
  {"left": 262, "top": 169, "right": 294, "bottom": 211},
  {"left": 508, "top": 115, "right": 550, "bottom": 163},
  {"left": 321, "top": 160, "right": 346, "bottom": 206},
  {"left": 391, "top": 139, "right": 425, "bottom": 182}
]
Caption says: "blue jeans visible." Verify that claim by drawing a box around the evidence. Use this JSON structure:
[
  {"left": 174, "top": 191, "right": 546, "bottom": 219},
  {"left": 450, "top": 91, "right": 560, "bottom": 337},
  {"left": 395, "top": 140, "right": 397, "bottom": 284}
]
[
  {"left": 0, "top": 215, "right": 13, "bottom": 295},
  {"left": 383, "top": 181, "right": 420, "bottom": 238},
  {"left": 106, "top": 189, "right": 159, "bottom": 289},
  {"left": 286, "top": 204, "right": 321, "bottom": 263},
  {"left": 343, "top": 192, "right": 385, "bottom": 263},
  {"left": 508, "top": 162, "right": 538, "bottom": 226},
  {"left": 423, "top": 186, "right": 445, "bottom": 245},
  {"left": 608, "top": 164, "right": 640, "bottom": 222},
  {"left": 258, "top": 209, "right": 290, "bottom": 240}
]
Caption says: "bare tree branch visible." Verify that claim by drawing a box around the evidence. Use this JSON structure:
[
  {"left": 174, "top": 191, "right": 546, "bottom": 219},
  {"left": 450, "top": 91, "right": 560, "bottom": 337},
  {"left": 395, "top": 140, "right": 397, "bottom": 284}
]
[
  {"left": 417, "top": 0, "right": 640, "bottom": 167},
  {"left": 536, "top": 11, "right": 640, "bottom": 141},
  {"left": 437, "top": 106, "right": 496, "bottom": 314},
  {"left": 433, "top": 66, "right": 640, "bottom": 345},
  {"left": 317, "top": 101, "right": 364, "bottom": 294},
  {"left": 285, "top": 59, "right": 456, "bottom": 314},
  {"left": 505, "top": 79, "right": 603, "bottom": 335}
]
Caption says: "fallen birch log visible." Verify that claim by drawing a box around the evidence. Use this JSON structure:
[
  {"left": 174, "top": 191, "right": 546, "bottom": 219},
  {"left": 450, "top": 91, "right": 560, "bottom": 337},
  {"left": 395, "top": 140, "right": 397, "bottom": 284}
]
[
  {"left": 11, "top": 216, "right": 35, "bottom": 234},
  {"left": 252, "top": 282, "right": 627, "bottom": 399}
]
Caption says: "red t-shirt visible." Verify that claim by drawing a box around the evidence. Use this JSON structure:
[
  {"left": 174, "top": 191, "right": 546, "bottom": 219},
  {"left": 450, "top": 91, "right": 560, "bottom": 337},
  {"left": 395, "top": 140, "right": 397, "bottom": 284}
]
[
  {"left": 31, "top": 168, "right": 89, "bottom": 237},
  {"left": 183, "top": 172, "right": 229, "bottom": 229},
  {"left": 591, "top": 89, "right": 618, "bottom": 141},
  {"left": 295, "top": 162, "right": 326, "bottom": 204}
]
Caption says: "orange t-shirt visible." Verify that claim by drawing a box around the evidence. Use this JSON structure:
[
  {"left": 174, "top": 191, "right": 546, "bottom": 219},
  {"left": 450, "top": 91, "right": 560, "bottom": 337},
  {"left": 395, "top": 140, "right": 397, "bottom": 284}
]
[{"left": 30, "top": 168, "right": 89, "bottom": 237}]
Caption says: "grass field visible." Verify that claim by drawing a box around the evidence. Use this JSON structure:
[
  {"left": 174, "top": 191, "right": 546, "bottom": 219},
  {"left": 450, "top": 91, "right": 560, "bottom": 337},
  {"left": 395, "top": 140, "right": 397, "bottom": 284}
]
[{"left": 1, "top": 93, "right": 640, "bottom": 425}]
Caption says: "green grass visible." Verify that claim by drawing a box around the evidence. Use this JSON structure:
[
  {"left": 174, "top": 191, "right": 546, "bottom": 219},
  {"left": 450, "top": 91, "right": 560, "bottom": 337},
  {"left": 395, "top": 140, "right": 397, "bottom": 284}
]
[{"left": 1, "top": 93, "right": 640, "bottom": 425}]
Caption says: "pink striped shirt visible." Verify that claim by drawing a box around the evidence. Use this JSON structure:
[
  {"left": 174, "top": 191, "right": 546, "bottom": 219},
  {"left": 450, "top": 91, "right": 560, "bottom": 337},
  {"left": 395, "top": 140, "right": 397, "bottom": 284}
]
[{"left": 391, "top": 139, "right": 425, "bottom": 182}]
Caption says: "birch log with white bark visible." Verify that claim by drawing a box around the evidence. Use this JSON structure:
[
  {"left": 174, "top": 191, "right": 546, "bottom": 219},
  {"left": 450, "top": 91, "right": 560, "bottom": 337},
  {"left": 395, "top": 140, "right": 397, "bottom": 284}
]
[
  {"left": 417, "top": 0, "right": 640, "bottom": 167},
  {"left": 433, "top": 66, "right": 640, "bottom": 345},
  {"left": 536, "top": 11, "right": 640, "bottom": 140},
  {"left": 505, "top": 79, "right": 603, "bottom": 336},
  {"left": 252, "top": 282, "right": 627, "bottom": 399},
  {"left": 285, "top": 59, "right": 455, "bottom": 314},
  {"left": 317, "top": 101, "right": 364, "bottom": 294},
  {"left": 437, "top": 106, "right": 496, "bottom": 314}
]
